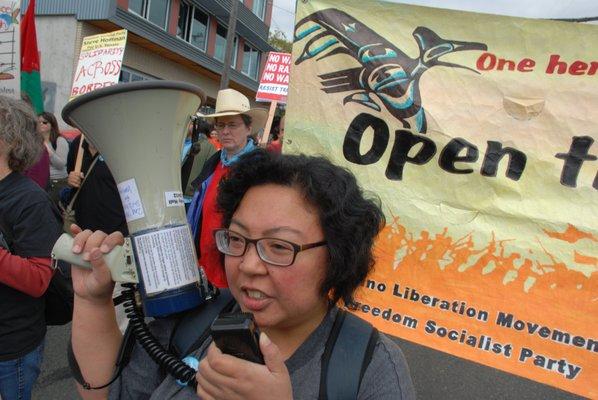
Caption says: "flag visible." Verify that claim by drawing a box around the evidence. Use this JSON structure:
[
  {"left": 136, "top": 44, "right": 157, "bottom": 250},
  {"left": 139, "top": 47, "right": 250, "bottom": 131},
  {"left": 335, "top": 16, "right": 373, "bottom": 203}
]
[{"left": 20, "top": 0, "right": 43, "bottom": 114}]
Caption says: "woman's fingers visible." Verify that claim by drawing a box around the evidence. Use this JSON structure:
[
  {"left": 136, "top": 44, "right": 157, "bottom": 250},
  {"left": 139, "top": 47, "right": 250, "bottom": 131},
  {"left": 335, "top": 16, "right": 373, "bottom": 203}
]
[
  {"left": 72, "top": 229, "right": 93, "bottom": 256},
  {"left": 69, "top": 223, "right": 83, "bottom": 237},
  {"left": 88, "top": 247, "right": 114, "bottom": 288},
  {"left": 81, "top": 230, "right": 108, "bottom": 261},
  {"left": 100, "top": 231, "right": 125, "bottom": 253},
  {"left": 70, "top": 229, "right": 118, "bottom": 301}
]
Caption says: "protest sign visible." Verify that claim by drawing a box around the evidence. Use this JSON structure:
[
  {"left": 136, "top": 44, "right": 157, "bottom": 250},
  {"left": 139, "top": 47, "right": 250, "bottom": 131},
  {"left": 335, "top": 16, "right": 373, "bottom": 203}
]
[
  {"left": 256, "top": 51, "right": 291, "bottom": 103},
  {"left": 286, "top": 0, "right": 597, "bottom": 397},
  {"left": 0, "top": 1, "right": 20, "bottom": 98},
  {"left": 70, "top": 29, "right": 127, "bottom": 99}
]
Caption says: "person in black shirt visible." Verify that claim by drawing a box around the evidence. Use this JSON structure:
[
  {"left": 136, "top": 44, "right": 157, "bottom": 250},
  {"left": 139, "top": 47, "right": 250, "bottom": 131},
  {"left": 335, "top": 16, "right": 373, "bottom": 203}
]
[
  {"left": 66, "top": 135, "right": 128, "bottom": 236},
  {"left": 0, "top": 95, "right": 63, "bottom": 400}
]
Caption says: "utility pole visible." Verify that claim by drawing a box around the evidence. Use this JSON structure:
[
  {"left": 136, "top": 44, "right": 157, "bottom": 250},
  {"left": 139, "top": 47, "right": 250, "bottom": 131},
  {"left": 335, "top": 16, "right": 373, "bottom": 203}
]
[{"left": 220, "top": 0, "right": 239, "bottom": 89}]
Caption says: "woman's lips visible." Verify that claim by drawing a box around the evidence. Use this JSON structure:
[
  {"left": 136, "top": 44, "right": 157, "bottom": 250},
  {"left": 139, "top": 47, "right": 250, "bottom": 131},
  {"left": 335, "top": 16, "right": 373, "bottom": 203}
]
[{"left": 240, "top": 288, "right": 271, "bottom": 311}]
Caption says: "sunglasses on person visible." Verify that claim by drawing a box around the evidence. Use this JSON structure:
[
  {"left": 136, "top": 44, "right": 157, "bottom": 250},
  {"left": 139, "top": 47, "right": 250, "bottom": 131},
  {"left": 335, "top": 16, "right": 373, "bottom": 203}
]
[{"left": 214, "top": 228, "right": 327, "bottom": 267}]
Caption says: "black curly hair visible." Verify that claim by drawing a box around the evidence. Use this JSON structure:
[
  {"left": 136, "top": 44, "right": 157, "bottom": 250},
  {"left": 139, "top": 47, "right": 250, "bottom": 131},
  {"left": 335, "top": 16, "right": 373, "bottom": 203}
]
[{"left": 217, "top": 149, "right": 385, "bottom": 304}]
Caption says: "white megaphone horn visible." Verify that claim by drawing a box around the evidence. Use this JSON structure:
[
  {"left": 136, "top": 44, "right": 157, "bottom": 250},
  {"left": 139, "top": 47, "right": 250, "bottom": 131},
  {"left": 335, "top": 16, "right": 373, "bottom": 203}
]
[{"left": 52, "top": 81, "right": 209, "bottom": 317}]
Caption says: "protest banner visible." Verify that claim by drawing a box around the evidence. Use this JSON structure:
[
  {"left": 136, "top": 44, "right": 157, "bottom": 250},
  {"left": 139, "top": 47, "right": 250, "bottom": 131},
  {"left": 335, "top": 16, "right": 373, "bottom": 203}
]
[
  {"left": 256, "top": 51, "right": 291, "bottom": 144},
  {"left": 256, "top": 51, "right": 291, "bottom": 103},
  {"left": 70, "top": 29, "right": 127, "bottom": 99},
  {"left": 286, "top": 0, "right": 597, "bottom": 397},
  {"left": 0, "top": 1, "right": 20, "bottom": 98}
]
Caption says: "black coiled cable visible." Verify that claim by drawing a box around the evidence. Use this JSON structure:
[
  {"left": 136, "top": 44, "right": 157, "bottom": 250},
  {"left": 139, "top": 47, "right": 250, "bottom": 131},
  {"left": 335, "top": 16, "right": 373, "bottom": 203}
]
[{"left": 120, "top": 283, "right": 198, "bottom": 389}]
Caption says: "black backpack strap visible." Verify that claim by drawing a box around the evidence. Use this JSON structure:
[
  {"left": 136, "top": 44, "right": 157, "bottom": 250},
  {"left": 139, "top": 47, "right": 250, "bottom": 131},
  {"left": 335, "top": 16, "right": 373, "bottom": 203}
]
[
  {"left": 319, "top": 310, "right": 378, "bottom": 400},
  {"left": 180, "top": 154, "right": 196, "bottom": 195},
  {"left": 189, "top": 151, "right": 221, "bottom": 191},
  {"left": 170, "top": 289, "right": 236, "bottom": 358}
]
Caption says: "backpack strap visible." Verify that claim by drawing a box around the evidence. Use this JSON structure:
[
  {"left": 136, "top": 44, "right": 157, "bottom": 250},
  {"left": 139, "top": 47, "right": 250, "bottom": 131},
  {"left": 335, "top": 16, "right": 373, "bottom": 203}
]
[
  {"left": 181, "top": 118, "right": 204, "bottom": 193},
  {"left": 189, "top": 151, "right": 221, "bottom": 191},
  {"left": 170, "top": 288, "right": 236, "bottom": 358},
  {"left": 319, "top": 310, "right": 378, "bottom": 400}
]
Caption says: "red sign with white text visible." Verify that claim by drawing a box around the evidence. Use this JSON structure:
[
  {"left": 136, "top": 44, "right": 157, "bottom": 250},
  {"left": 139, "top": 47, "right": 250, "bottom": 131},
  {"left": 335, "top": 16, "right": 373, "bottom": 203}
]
[{"left": 256, "top": 52, "right": 291, "bottom": 103}]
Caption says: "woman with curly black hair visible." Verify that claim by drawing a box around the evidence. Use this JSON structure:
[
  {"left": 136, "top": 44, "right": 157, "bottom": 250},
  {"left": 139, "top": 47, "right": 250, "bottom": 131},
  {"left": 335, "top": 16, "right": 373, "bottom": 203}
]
[{"left": 68, "top": 150, "right": 415, "bottom": 400}]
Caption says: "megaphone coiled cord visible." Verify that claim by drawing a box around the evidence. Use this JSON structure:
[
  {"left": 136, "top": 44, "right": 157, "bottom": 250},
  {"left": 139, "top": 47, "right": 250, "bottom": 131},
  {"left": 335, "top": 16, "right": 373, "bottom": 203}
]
[{"left": 120, "top": 283, "right": 198, "bottom": 389}]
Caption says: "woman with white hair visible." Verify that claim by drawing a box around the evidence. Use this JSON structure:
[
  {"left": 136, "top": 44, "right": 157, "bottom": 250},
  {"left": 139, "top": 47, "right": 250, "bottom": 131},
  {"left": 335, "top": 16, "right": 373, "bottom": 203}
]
[{"left": 0, "top": 95, "right": 62, "bottom": 400}]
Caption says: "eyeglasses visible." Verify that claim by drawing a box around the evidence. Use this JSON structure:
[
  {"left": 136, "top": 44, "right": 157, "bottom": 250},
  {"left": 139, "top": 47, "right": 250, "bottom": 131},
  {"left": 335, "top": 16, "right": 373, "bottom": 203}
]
[
  {"left": 39, "top": 120, "right": 49, "bottom": 125},
  {"left": 214, "top": 122, "right": 242, "bottom": 131},
  {"left": 214, "top": 228, "right": 327, "bottom": 267}
]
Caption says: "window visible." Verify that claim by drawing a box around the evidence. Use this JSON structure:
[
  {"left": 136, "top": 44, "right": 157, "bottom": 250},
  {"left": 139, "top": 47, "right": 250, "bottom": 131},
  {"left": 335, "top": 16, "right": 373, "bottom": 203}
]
[
  {"left": 119, "top": 67, "right": 157, "bottom": 83},
  {"left": 129, "top": 0, "right": 145, "bottom": 16},
  {"left": 177, "top": 2, "right": 209, "bottom": 51},
  {"left": 190, "top": 8, "right": 209, "bottom": 50},
  {"left": 252, "top": 0, "right": 266, "bottom": 20},
  {"left": 177, "top": 1, "right": 190, "bottom": 38},
  {"left": 242, "top": 42, "right": 260, "bottom": 80},
  {"left": 148, "top": 0, "right": 169, "bottom": 28},
  {"left": 214, "top": 24, "right": 238, "bottom": 67},
  {"left": 129, "top": 0, "right": 170, "bottom": 30}
]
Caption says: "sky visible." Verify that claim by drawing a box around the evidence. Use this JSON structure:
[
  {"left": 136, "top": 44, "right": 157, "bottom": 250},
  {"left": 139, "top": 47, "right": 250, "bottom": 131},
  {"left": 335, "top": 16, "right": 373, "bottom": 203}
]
[{"left": 270, "top": 0, "right": 598, "bottom": 39}]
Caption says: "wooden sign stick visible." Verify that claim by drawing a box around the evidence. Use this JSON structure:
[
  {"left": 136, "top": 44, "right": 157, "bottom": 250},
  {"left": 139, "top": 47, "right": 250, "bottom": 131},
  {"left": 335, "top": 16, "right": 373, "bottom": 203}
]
[
  {"left": 259, "top": 101, "right": 278, "bottom": 146},
  {"left": 74, "top": 134, "right": 85, "bottom": 174}
]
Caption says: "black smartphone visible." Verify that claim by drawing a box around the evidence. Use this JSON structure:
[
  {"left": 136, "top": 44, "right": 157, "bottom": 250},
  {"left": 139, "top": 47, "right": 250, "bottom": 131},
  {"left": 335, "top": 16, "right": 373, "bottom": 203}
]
[{"left": 210, "top": 312, "right": 265, "bottom": 364}]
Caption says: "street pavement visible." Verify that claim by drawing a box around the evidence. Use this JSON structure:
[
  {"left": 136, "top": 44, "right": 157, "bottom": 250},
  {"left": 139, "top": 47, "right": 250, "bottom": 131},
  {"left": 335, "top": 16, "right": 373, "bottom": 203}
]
[
  {"left": 32, "top": 324, "right": 79, "bottom": 400},
  {"left": 32, "top": 322, "right": 584, "bottom": 399}
]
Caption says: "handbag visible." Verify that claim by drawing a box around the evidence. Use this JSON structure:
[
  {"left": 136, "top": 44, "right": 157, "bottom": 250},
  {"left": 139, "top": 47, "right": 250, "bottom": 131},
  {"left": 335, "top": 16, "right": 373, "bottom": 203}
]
[
  {"left": 62, "top": 155, "right": 99, "bottom": 233},
  {"left": 45, "top": 262, "right": 74, "bottom": 326}
]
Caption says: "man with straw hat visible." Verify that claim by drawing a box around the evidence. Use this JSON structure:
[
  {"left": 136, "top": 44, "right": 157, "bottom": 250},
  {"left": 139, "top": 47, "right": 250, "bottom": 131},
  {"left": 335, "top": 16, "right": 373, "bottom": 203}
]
[{"left": 187, "top": 88, "right": 267, "bottom": 287}]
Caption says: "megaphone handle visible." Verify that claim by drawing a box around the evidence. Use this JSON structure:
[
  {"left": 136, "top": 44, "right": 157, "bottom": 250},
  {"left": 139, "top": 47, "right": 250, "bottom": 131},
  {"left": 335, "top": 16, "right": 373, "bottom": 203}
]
[
  {"left": 52, "top": 233, "right": 93, "bottom": 269},
  {"left": 51, "top": 233, "right": 138, "bottom": 283}
]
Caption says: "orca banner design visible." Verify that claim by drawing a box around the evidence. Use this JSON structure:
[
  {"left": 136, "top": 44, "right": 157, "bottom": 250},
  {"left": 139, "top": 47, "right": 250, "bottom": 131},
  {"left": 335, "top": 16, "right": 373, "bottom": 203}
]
[{"left": 286, "top": 1, "right": 597, "bottom": 397}]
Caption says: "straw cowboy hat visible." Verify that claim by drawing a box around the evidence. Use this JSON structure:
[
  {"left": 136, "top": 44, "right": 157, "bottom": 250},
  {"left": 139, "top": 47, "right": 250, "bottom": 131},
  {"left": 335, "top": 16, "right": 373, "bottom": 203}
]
[{"left": 199, "top": 88, "right": 267, "bottom": 136}]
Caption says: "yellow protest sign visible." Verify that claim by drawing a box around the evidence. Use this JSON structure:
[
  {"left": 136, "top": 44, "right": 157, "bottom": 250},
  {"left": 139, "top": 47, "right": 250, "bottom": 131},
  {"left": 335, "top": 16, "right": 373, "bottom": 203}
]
[
  {"left": 286, "top": 0, "right": 597, "bottom": 397},
  {"left": 70, "top": 29, "right": 127, "bottom": 99}
]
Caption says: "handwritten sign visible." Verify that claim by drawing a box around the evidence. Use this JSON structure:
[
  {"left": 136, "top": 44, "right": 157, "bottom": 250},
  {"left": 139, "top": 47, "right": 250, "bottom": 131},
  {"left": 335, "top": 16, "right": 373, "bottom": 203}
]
[
  {"left": 70, "top": 29, "right": 127, "bottom": 99},
  {"left": 256, "top": 52, "right": 291, "bottom": 103},
  {"left": 117, "top": 178, "right": 145, "bottom": 222},
  {"left": 0, "top": 1, "right": 20, "bottom": 97}
]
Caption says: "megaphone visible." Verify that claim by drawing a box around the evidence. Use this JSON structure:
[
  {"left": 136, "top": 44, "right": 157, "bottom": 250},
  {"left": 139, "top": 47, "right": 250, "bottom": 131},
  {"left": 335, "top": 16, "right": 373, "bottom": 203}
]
[{"left": 52, "top": 81, "right": 209, "bottom": 317}]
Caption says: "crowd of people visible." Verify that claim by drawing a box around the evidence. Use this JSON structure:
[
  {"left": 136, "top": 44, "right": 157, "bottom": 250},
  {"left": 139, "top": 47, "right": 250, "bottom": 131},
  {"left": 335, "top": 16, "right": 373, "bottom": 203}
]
[{"left": 0, "top": 88, "right": 414, "bottom": 400}]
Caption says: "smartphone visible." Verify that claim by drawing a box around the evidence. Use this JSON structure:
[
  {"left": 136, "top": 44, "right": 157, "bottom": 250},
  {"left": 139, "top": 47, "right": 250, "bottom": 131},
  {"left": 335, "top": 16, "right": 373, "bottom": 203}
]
[{"left": 210, "top": 312, "right": 264, "bottom": 364}]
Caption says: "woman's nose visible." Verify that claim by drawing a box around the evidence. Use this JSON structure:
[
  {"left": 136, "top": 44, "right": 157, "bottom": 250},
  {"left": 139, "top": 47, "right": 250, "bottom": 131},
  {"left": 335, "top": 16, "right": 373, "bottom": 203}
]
[{"left": 238, "top": 242, "right": 268, "bottom": 275}]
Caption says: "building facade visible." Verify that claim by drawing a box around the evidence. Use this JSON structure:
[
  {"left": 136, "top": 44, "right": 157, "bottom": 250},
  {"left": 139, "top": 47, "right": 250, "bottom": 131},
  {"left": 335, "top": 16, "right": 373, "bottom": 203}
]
[{"left": 29, "top": 0, "right": 274, "bottom": 127}]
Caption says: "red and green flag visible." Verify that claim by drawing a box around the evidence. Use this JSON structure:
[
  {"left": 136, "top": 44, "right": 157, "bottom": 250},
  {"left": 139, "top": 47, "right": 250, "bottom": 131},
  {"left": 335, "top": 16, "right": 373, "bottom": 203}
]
[{"left": 20, "top": 0, "right": 43, "bottom": 114}]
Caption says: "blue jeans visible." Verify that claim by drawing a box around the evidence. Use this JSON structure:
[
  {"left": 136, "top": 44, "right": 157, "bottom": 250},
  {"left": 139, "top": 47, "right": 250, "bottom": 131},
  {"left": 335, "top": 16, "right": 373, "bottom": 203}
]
[{"left": 0, "top": 340, "right": 45, "bottom": 400}]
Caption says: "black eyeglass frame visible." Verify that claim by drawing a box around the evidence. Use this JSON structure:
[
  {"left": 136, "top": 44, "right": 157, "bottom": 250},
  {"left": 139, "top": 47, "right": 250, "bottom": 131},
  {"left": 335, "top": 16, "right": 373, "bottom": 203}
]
[{"left": 213, "top": 228, "right": 327, "bottom": 267}]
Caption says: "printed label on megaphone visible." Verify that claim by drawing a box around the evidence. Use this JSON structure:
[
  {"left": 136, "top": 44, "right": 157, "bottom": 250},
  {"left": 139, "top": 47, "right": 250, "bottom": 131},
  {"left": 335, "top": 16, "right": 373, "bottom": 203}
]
[
  {"left": 132, "top": 224, "right": 200, "bottom": 295},
  {"left": 165, "top": 191, "right": 185, "bottom": 207}
]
